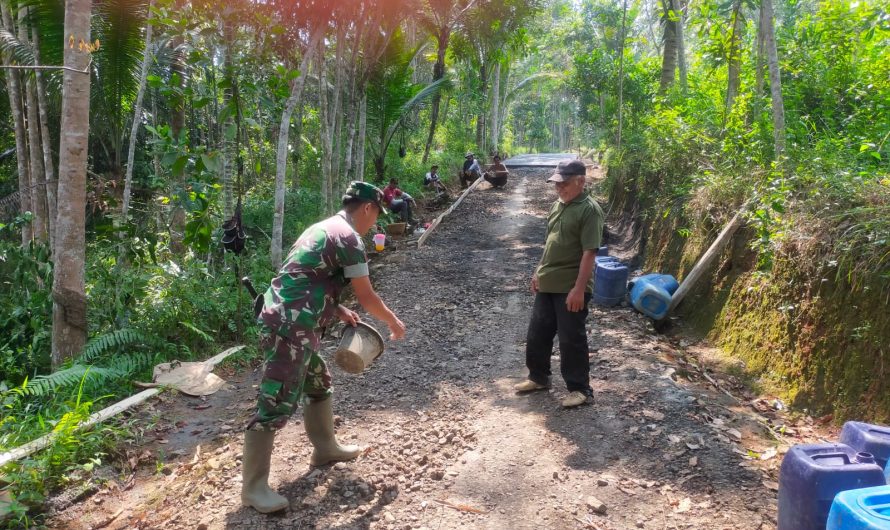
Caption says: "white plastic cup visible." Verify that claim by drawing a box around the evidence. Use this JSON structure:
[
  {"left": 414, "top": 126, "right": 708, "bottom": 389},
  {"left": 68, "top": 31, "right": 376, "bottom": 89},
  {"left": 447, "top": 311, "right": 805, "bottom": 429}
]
[{"left": 373, "top": 233, "right": 385, "bottom": 251}]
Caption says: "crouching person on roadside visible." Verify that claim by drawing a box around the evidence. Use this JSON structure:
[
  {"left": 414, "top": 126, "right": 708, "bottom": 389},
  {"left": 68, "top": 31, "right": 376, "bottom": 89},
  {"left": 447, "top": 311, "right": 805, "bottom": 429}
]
[
  {"left": 241, "top": 181, "right": 406, "bottom": 514},
  {"left": 514, "top": 160, "right": 603, "bottom": 408}
]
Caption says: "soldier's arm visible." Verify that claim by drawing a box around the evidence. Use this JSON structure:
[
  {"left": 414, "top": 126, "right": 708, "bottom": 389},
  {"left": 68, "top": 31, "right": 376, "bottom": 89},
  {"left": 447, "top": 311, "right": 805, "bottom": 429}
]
[{"left": 350, "top": 276, "right": 406, "bottom": 340}]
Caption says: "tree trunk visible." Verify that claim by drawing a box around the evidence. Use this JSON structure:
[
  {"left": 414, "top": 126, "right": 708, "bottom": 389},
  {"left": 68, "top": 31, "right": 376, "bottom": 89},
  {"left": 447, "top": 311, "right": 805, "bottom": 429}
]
[
  {"left": 753, "top": 3, "right": 767, "bottom": 118},
  {"left": 318, "top": 44, "right": 332, "bottom": 213},
  {"left": 0, "top": 3, "right": 32, "bottom": 246},
  {"left": 221, "top": 31, "right": 236, "bottom": 220},
  {"left": 19, "top": 8, "right": 47, "bottom": 243},
  {"left": 658, "top": 0, "right": 677, "bottom": 95},
  {"left": 52, "top": 0, "right": 92, "bottom": 367},
  {"left": 723, "top": 0, "right": 744, "bottom": 128},
  {"left": 33, "top": 28, "right": 57, "bottom": 251},
  {"left": 291, "top": 101, "right": 303, "bottom": 190},
  {"left": 25, "top": 68, "right": 48, "bottom": 243},
  {"left": 271, "top": 26, "right": 324, "bottom": 269},
  {"left": 490, "top": 61, "right": 501, "bottom": 154},
  {"left": 673, "top": 0, "right": 688, "bottom": 94},
  {"left": 476, "top": 62, "right": 487, "bottom": 152},
  {"left": 168, "top": 27, "right": 188, "bottom": 254},
  {"left": 422, "top": 30, "right": 449, "bottom": 164},
  {"left": 761, "top": 0, "right": 785, "bottom": 160},
  {"left": 356, "top": 92, "right": 367, "bottom": 182},
  {"left": 616, "top": 0, "right": 628, "bottom": 150},
  {"left": 122, "top": 1, "right": 154, "bottom": 236},
  {"left": 329, "top": 27, "right": 346, "bottom": 209}
]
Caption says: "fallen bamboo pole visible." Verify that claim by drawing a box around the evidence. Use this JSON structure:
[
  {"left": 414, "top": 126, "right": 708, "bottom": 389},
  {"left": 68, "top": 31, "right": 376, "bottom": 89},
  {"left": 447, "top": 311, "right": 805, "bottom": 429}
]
[
  {"left": 417, "top": 176, "right": 484, "bottom": 248},
  {"left": 0, "top": 345, "right": 244, "bottom": 467},
  {"left": 667, "top": 208, "right": 747, "bottom": 315}
]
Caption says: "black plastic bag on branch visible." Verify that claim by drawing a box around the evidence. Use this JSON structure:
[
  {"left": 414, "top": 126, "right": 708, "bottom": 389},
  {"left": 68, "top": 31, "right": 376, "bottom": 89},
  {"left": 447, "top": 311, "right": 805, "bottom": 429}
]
[{"left": 221, "top": 202, "right": 245, "bottom": 254}]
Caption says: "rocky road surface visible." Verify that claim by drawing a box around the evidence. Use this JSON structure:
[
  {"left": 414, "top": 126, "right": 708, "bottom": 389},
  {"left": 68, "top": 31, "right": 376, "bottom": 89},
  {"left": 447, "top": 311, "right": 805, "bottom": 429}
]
[{"left": 48, "top": 168, "right": 797, "bottom": 530}]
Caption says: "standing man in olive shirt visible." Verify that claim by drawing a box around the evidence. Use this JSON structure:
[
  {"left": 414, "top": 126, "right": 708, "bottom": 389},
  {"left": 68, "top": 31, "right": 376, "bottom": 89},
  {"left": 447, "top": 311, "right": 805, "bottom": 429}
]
[{"left": 514, "top": 159, "right": 604, "bottom": 408}]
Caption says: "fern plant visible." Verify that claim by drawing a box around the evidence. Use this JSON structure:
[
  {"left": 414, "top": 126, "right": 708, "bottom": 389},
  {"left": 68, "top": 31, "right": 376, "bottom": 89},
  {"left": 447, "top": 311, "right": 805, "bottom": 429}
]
[{"left": 17, "top": 329, "right": 170, "bottom": 398}]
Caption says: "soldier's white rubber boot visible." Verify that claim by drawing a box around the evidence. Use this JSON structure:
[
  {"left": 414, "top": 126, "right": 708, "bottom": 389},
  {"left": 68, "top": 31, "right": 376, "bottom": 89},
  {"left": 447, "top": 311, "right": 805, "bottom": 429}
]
[
  {"left": 241, "top": 430, "right": 289, "bottom": 513},
  {"left": 304, "top": 397, "right": 362, "bottom": 466}
]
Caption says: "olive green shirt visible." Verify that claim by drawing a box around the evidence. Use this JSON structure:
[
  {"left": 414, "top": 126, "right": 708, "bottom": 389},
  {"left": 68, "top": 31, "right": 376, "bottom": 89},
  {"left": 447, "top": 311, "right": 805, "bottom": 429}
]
[{"left": 535, "top": 192, "right": 604, "bottom": 293}]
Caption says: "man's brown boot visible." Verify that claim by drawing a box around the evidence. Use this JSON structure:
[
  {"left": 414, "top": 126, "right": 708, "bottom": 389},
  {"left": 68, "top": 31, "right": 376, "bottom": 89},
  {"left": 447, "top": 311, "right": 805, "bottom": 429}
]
[{"left": 304, "top": 397, "right": 362, "bottom": 466}]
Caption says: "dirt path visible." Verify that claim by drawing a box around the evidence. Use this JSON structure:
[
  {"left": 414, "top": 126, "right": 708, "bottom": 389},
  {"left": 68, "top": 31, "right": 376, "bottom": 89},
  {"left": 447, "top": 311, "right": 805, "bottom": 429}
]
[{"left": 49, "top": 168, "right": 789, "bottom": 530}]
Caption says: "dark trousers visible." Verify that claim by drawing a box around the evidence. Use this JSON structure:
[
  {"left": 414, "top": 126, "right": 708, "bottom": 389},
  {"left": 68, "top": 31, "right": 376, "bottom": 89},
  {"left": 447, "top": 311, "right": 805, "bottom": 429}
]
[
  {"left": 525, "top": 292, "right": 592, "bottom": 396},
  {"left": 389, "top": 199, "right": 412, "bottom": 222}
]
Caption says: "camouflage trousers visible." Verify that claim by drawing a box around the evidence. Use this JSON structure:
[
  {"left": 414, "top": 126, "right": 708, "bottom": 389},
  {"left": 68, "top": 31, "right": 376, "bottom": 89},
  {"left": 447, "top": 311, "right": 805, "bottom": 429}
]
[{"left": 246, "top": 325, "right": 333, "bottom": 432}]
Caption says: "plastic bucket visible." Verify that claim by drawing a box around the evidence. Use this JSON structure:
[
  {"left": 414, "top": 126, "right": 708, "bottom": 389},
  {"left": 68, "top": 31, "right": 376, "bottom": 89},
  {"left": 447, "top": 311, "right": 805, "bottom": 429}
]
[
  {"left": 334, "top": 322, "right": 385, "bottom": 374},
  {"left": 373, "top": 233, "right": 386, "bottom": 251}
]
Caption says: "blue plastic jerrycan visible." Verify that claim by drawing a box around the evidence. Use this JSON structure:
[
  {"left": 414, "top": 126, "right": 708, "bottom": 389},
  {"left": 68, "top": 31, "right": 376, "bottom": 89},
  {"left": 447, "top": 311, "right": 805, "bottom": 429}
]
[
  {"left": 778, "top": 443, "right": 886, "bottom": 530},
  {"left": 827, "top": 485, "right": 890, "bottom": 529},
  {"left": 593, "top": 260, "right": 629, "bottom": 307},
  {"left": 840, "top": 422, "right": 890, "bottom": 471},
  {"left": 628, "top": 273, "right": 680, "bottom": 321}
]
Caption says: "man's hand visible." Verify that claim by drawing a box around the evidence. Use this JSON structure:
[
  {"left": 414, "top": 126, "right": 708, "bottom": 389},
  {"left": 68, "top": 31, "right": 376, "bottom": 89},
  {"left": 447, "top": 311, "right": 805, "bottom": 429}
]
[
  {"left": 335, "top": 305, "right": 361, "bottom": 327},
  {"left": 530, "top": 274, "right": 539, "bottom": 293},
  {"left": 387, "top": 316, "right": 407, "bottom": 340},
  {"left": 565, "top": 287, "right": 586, "bottom": 312}
]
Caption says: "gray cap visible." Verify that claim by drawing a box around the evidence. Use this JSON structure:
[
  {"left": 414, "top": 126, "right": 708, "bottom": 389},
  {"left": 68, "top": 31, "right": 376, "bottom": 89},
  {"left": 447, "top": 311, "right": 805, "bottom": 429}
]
[{"left": 547, "top": 159, "right": 587, "bottom": 182}]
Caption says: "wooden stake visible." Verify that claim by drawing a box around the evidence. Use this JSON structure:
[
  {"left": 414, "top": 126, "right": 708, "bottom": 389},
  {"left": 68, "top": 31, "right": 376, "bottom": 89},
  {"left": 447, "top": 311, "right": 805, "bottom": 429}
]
[
  {"left": 0, "top": 345, "right": 244, "bottom": 467},
  {"left": 667, "top": 209, "right": 746, "bottom": 315},
  {"left": 418, "top": 176, "right": 485, "bottom": 248}
]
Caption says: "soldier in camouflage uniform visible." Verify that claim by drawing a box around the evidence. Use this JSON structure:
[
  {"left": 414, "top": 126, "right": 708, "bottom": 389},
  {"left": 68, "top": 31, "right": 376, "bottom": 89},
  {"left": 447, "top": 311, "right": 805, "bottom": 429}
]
[{"left": 241, "top": 182, "right": 406, "bottom": 514}]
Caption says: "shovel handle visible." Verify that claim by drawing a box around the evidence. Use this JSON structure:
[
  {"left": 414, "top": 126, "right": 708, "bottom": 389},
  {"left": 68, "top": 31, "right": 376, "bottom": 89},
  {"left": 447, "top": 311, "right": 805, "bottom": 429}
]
[{"left": 241, "top": 277, "right": 259, "bottom": 299}]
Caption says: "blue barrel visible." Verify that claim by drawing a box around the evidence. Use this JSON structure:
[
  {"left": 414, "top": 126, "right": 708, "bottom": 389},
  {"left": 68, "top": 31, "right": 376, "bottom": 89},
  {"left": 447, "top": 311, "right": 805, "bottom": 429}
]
[
  {"left": 593, "top": 260, "right": 628, "bottom": 307},
  {"left": 628, "top": 274, "right": 679, "bottom": 321},
  {"left": 840, "top": 422, "right": 890, "bottom": 471},
  {"left": 596, "top": 246, "right": 609, "bottom": 256},
  {"left": 827, "top": 485, "right": 890, "bottom": 529},
  {"left": 778, "top": 443, "right": 886, "bottom": 530}
]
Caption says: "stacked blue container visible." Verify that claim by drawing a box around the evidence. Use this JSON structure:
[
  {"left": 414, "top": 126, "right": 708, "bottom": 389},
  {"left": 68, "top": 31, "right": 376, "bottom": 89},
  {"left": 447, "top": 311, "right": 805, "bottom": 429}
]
[
  {"left": 778, "top": 443, "right": 885, "bottom": 530},
  {"left": 593, "top": 258, "right": 628, "bottom": 307},
  {"left": 840, "top": 422, "right": 890, "bottom": 471}
]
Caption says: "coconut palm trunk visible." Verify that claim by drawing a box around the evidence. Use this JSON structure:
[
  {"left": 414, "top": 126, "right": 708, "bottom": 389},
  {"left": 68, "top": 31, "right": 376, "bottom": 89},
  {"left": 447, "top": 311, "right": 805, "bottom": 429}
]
[
  {"left": 658, "top": 0, "right": 678, "bottom": 94},
  {"left": 673, "top": 0, "right": 687, "bottom": 93},
  {"left": 52, "top": 0, "right": 92, "bottom": 367}
]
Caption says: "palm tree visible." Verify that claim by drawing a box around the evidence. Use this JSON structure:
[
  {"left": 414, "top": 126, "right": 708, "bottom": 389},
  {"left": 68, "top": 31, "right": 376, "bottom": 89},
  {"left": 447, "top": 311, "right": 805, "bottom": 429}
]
[
  {"left": 365, "top": 29, "right": 448, "bottom": 181},
  {"left": 418, "top": 0, "right": 474, "bottom": 164}
]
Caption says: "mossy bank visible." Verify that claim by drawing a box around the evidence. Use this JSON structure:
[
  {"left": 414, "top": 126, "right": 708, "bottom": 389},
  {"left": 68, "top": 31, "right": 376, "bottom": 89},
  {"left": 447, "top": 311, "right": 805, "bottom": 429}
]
[{"left": 605, "top": 163, "right": 890, "bottom": 422}]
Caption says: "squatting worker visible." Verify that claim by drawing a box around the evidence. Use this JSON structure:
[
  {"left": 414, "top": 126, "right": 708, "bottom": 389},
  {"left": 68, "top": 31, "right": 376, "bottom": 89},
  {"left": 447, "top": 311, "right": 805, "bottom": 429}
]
[
  {"left": 514, "top": 159, "right": 603, "bottom": 408},
  {"left": 241, "top": 181, "right": 406, "bottom": 514}
]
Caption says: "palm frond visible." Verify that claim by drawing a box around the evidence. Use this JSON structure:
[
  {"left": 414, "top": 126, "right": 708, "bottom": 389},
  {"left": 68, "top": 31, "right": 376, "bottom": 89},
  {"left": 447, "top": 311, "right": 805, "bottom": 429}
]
[
  {"left": 505, "top": 72, "right": 561, "bottom": 103},
  {"left": 0, "top": 27, "right": 35, "bottom": 65},
  {"left": 382, "top": 76, "right": 450, "bottom": 149}
]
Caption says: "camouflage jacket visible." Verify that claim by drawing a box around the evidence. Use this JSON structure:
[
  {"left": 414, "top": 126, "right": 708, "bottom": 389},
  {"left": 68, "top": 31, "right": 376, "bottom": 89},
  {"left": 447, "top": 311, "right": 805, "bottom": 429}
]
[{"left": 259, "top": 212, "right": 369, "bottom": 337}]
